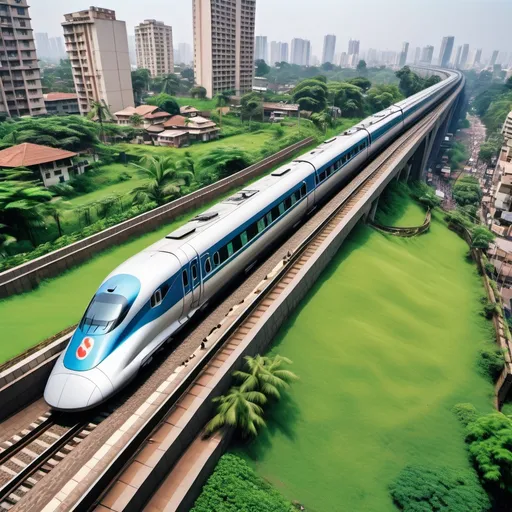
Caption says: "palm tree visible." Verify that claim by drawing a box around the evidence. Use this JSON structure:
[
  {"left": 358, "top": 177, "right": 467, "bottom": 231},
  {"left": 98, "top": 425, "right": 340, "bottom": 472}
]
[
  {"left": 0, "top": 230, "right": 16, "bottom": 258},
  {"left": 0, "top": 179, "right": 53, "bottom": 245},
  {"left": 88, "top": 100, "right": 112, "bottom": 143},
  {"left": 129, "top": 113, "right": 144, "bottom": 128},
  {"left": 161, "top": 74, "right": 180, "bottom": 95},
  {"left": 234, "top": 355, "right": 298, "bottom": 400},
  {"left": 131, "top": 155, "right": 194, "bottom": 206},
  {"left": 215, "top": 91, "right": 231, "bottom": 129},
  {"left": 177, "top": 151, "right": 195, "bottom": 180},
  {"left": 40, "top": 198, "right": 70, "bottom": 238},
  {"left": 205, "top": 386, "right": 267, "bottom": 437}
]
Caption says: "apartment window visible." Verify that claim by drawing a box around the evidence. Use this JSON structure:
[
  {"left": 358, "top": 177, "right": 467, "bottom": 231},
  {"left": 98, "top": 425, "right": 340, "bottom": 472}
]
[{"left": 54, "top": 170, "right": 62, "bottom": 176}]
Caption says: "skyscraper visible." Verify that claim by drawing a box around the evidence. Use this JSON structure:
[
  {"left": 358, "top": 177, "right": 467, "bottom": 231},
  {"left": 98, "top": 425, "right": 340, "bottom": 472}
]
[
  {"left": 63, "top": 7, "right": 134, "bottom": 115},
  {"left": 490, "top": 50, "right": 499, "bottom": 67},
  {"left": 399, "top": 42, "right": 409, "bottom": 67},
  {"left": 255, "top": 36, "right": 268, "bottom": 62},
  {"left": 421, "top": 45, "right": 434, "bottom": 65},
  {"left": 178, "top": 43, "right": 193, "bottom": 65},
  {"left": 35, "top": 33, "right": 51, "bottom": 60},
  {"left": 0, "top": 1, "right": 46, "bottom": 117},
  {"left": 414, "top": 47, "right": 421, "bottom": 65},
  {"left": 322, "top": 34, "right": 336, "bottom": 64},
  {"left": 290, "top": 38, "right": 311, "bottom": 66},
  {"left": 367, "top": 48, "right": 378, "bottom": 66},
  {"left": 473, "top": 48, "right": 482, "bottom": 67},
  {"left": 438, "top": 36, "right": 454, "bottom": 67},
  {"left": 128, "top": 35, "right": 137, "bottom": 66},
  {"left": 270, "top": 41, "right": 288, "bottom": 66},
  {"left": 453, "top": 46, "right": 462, "bottom": 68},
  {"left": 281, "top": 42, "right": 289, "bottom": 63},
  {"left": 193, "top": 0, "right": 255, "bottom": 98},
  {"left": 135, "top": 20, "right": 174, "bottom": 77},
  {"left": 348, "top": 39, "right": 360, "bottom": 56},
  {"left": 459, "top": 44, "right": 470, "bottom": 69}
]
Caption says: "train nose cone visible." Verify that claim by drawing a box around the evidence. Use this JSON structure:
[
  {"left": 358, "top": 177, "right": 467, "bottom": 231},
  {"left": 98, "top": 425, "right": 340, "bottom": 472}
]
[{"left": 44, "top": 373, "right": 104, "bottom": 411}]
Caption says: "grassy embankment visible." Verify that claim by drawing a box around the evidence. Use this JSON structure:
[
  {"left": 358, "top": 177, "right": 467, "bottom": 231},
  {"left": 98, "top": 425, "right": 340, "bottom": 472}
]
[{"left": 232, "top": 187, "right": 495, "bottom": 511}]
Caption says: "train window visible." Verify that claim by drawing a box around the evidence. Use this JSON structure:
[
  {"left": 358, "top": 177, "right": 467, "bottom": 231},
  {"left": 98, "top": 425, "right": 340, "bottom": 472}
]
[
  {"left": 227, "top": 242, "right": 234, "bottom": 257},
  {"left": 213, "top": 252, "right": 220, "bottom": 266},
  {"left": 247, "top": 223, "right": 258, "bottom": 240},
  {"left": 267, "top": 211, "right": 273, "bottom": 225},
  {"left": 182, "top": 269, "right": 189, "bottom": 288},
  {"left": 278, "top": 203, "right": 285, "bottom": 216},
  {"left": 315, "top": 174, "right": 319, "bottom": 185},
  {"left": 232, "top": 235, "right": 242, "bottom": 252},
  {"left": 301, "top": 184, "right": 307, "bottom": 197},
  {"left": 284, "top": 197, "right": 292, "bottom": 210},
  {"left": 205, "top": 258, "right": 212, "bottom": 274},
  {"left": 161, "top": 284, "right": 169, "bottom": 299},
  {"left": 291, "top": 193, "right": 298, "bottom": 205},
  {"left": 257, "top": 218, "right": 266, "bottom": 233},
  {"left": 150, "top": 289, "right": 163, "bottom": 308},
  {"left": 319, "top": 171, "right": 326, "bottom": 181},
  {"left": 191, "top": 264, "right": 198, "bottom": 281},
  {"left": 219, "top": 245, "right": 229, "bottom": 263},
  {"left": 241, "top": 231, "right": 248, "bottom": 245}
]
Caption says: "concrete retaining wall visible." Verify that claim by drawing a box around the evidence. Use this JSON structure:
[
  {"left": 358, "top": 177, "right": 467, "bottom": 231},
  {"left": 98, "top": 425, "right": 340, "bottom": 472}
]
[
  {"left": 0, "top": 333, "right": 71, "bottom": 421},
  {"left": 0, "top": 138, "right": 314, "bottom": 299}
]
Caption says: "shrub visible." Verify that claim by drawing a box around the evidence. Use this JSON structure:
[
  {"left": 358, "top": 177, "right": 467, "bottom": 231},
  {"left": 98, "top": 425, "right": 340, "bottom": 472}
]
[
  {"left": 482, "top": 301, "right": 497, "bottom": 319},
  {"left": 477, "top": 347, "right": 505, "bottom": 381},
  {"left": 191, "top": 454, "right": 292, "bottom": 512},
  {"left": 389, "top": 465, "right": 490, "bottom": 511},
  {"left": 453, "top": 403, "right": 479, "bottom": 427}
]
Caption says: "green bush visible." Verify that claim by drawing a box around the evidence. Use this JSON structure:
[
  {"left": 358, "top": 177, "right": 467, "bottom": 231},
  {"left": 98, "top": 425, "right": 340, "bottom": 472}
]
[
  {"left": 482, "top": 301, "right": 497, "bottom": 319},
  {"left": 453, "top": 403, "right": 479, "bottom": 427},
  {"left": 389, "top": 465, "right": 490, "bottom": 511},
  {"left": 191, "top": 454, "right": 292, "bottom": 512},
  {"left": 477, "top": 347, "right": 505, "bottom": 381}
]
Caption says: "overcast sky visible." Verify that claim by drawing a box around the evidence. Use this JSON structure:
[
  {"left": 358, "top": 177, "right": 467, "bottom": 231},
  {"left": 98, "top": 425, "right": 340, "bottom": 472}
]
[{"left": 31, "top": 0, "right": 512, "bottom": 59}]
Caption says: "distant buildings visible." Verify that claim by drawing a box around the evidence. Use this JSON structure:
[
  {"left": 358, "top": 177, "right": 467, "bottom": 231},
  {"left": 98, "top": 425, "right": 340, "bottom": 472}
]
[
  {"left": 459, "top": 43, "right": 470, "bottom": 69},
  {"left": 399, "top": 41, "right": 409, "bottom": 67},
  {"left": 0, "top": 0, "right": 46, "bottom": 117},
  {"left": 474, "top": 48, "right": 483, "bottom": 67},
  {"left": 135, "top": 19, "right": 174, "bottom": 77},
  {"left": 35, "top": 33, "right": 66, "bottom": 62},
  {"left": 290, "top": 38, "right": 311, "bottom": 66},
  {"left": 193, "top": 0, "right": 255, "bottom": 98},
  {"left": 322, "top": 34, "right": 336, "bottom": 64},
  {"left": 255, "top": 36, "right": 268, "bottom": 62},
  {"left": 453, "top": 45, "right": 462, "bottom": 68},
  {"left": 62, "top": 6, "right": 134, "bottom": 115},
  {"left": 490, "top": 50, "right": 499, "bottom": 67},
  {"left": 421, "top": 45, "right": 434, "bottom": 65},
  {"left": 348, "top": 39, "right": 360, "bottom": 56},
  {"left": 414, "top": 47, "right": 421, "bottom": 65},
  {"left": 177, "top": 43, "right": 193, "bottom": 65},
  {"left": 438, "top": 36, "right": 455, "bottom": 67},
  {"left": 44, "top": 93, "right": 80, "bottom": 115},
  {"left": 270, "top": 41, "right": 288, "bottom": 65}
]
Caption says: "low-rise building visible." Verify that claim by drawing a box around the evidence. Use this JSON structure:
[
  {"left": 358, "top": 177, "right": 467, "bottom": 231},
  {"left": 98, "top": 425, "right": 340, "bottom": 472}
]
[
  {"left": 114, "top": 105, "right": 172, "bottom": 127},
  {"left": 502, "top": 111, "right": 512, "bottom": 143},
  {"left": 43, "top": 93, "right": 80, "bottom": 115},
  {"left": 495, "top": 175, "right": 512, "bottom": 212},
  {"left": 0, "top": 143, "right": 86, "bottom": 188},
  {"left": 162, "top": 115, "right": 220, "bottom": 142},
  {"left": 179, "top": 105, "right": 201, "bottom": 117},
  {"left": 156, "top": 130, "right": 190, "bottom": 148},
  {"left": 263, "top": 102, "right": 300, "bottom": 119}
]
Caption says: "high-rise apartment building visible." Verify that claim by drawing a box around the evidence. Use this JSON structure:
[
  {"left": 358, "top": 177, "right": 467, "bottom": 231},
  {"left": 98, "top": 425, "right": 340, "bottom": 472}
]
[
  {"left": 453, "top": 45, "right": 462, "bottom": 68},
  {"left": 367, "top": 48, "right": 378, "bottom": 66},
  {"left": 35, "top": 33, "right": 51, "bottom": 60},
  {"left": 270, "top": 41, "right": 288, "bottom": 65},
  {"left": 399, "top": 41, "right": 409, "bottom": 67},
  {"left": 0, "top": 0, "right": 46, "bottom": 117},
  {"left": 438, "top": 36, "right": 454, "bottom": 67},
  {"left": 459, "top": 43, "right": 470, "bottom": 69},
  {"left": 290, "top": 38, "right": 310, "bottom": 66},
  {"left": 255, "top": 35, "right": 267, "bottom": 62},
  {"left": 421, "top": 45, "right": 434, "bottom": 65},
  {"left": 414, "top": 47, "right": 421, "bottom": 65},
  {"left": 490, "top": 50, "right": 499, "bottom": 67},
  {"left": 193, "top": 0, "right": 255, "bottom": 98},
  {"left": 322, "top": 34, "right": 336, "bottom": 64},
  {"left": 178, "top": 43, "right": 192, "bottom": 65},
  {"left": 62, "top": 7, "right": 134, "bottom": 116},
  {"left": 135, "top": 19, "right": 173, "bottom": 77},
  {"left": 473, "top": 48, "right": 482, "bottom": 67},
  {"left": 348, "top": 39, "right": 360, "bottom": 55}
]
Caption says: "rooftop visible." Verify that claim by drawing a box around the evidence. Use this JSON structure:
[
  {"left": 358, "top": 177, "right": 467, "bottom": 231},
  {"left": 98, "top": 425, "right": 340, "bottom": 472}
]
[
  {"left": 44, "top": 93, "right": 78, "bottom": 102},
  {"left": 0, "top": 143, "right": 77, "bottom": 168},
  {"left": 158, "top": 130, "right": 189, "bottom": 138},
  {"left": 114, "top": 105, "right": 161, "bottom": 118},
  {"left": 263, "top": 102, "right": 300, "bottom": 112}
]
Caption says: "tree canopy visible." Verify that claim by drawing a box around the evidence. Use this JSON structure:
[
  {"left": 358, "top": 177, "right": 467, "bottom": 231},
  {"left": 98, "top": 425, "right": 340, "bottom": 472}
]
[
  {"left": 255, "top": 59, "right": 271, "bottom": 76},
  {"left": 331, "top": 82, "right": 365, "bottom": 117},
  {"left": 366, "top": 84, "right": 404, "bottom": 112},
  {"left": 145, "top": 93, "right": 180, "bottom": 116},
  {"left": 292, "top": 78, "right": 328, "bottom": 113}
]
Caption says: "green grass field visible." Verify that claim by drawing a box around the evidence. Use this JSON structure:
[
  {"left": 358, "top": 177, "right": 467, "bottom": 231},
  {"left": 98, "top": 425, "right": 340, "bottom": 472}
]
[
  {"left": 235, "top": 195, "right": 495, "bottom": 511},
  {"left": 175, "top": 97, "right": 218, "bottom": 110}
]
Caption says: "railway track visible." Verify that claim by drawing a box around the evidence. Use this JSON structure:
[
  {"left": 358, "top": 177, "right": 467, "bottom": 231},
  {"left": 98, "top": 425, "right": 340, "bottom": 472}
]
[{"left": 0, "top": 412, "right": 104, "bottom": 510}]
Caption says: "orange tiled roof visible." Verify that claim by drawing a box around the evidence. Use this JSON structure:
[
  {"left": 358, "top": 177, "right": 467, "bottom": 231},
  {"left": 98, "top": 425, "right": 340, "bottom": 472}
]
[
  {"left": 44, "top": 92, "right": 78, "bottom": 101},
  {"left": 0, "top": 143, "right": 77, "bottom": 168},
  {"left": 163, "top": 115, "right": 187, "bottom": 127}
]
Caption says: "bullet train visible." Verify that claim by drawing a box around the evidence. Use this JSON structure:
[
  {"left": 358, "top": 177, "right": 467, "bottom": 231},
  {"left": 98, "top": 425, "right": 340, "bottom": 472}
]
[{"left": 45, "top": 69, "right": 462, "bottom": 411}]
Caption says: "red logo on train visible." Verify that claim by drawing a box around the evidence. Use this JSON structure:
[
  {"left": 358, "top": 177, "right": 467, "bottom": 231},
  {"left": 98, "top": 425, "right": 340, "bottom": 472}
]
[{"left": 76, "top": 337, "right": 94, "bottom": 360}]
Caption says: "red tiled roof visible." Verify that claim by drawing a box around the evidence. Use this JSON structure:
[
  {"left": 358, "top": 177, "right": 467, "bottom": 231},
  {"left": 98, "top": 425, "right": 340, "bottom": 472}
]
[
  {"left": 135, "top": 105, "right": 159, "bottom": 115},
  {"left": 44, "top": 92, "right": 78, "bottom": 101},
  {"left": 163, "top": 115, "right": 187, "bottom": 128},
  {"left": 145, "top": 111, "right": 171, "bottom": 119},
  {"left": 0, "top": 143, "right": 77, "bottom": 168},
  {"left": 180, "top": 105, "right": 199, "bottom": 113}
]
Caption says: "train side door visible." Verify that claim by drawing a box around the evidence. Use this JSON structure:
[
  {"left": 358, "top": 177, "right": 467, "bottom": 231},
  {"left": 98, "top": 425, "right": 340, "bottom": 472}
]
[{"left": 189, "top": 256, "right": 201, "bottom": 309}]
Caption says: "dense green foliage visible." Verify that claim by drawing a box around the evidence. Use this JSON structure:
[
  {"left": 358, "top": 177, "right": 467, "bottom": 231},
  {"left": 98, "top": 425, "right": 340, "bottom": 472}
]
[
  {"left": 389, "top": 465, "right": 490, "bottom": 511},
  {"left": 452, "top": 176, "right": 482, "bottom": 207},
  {"left": 255, "top": 59, "right": 271, "bottom": 76},
  {"left": 198, "top": 147, "right": 251, "bottom": 181},
  {"left": 145, "top": 93, "right": 180, "bottom": 116},
  {"left": 465, "top": 413, "right": 512, "bottom": 493},
  {"left": 447, "top": 141, "right": 469, "bottom": 171},
  {"left": 477, "top": 347, "right": 505, "bottom": 381},
  {"left": 367, "top": 84, "right": 404, "bottom": 111},
  {"left": 452, "top": 403, "right": 479, "bottom": 427},
  {"left": 40, "top": 60, "right": 75, "bottom": 93},
  {"left": 191, "top": 454, "right": 292, "bottom": 512},
  {"left": 396, "top": 67, "right": 441, "bottom": 97},
  {"left": 478, "top": 133, "right": 504, "bottom": 165},
  {"left": 292, "top": 79, "right": 328, "bottom": 113},
  {"left": 239, "top": 92, "right": 264, "bottom": 124}
]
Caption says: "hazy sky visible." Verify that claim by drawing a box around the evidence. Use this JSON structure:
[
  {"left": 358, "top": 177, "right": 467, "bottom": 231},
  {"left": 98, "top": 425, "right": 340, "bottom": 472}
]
[{"left": 31, "top": 0, "right": 512, "bottom": 59}]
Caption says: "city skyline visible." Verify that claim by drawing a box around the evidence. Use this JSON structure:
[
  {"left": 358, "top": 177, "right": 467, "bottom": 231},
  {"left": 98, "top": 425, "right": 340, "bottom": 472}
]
[{"left": 30, "top": 0, "right": 511, "bottom": 63}]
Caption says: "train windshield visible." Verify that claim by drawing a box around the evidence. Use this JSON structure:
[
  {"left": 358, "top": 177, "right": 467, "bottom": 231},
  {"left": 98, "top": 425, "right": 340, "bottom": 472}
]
[{"left": 80, "top": 292, "right": 129, "bottom": 334}]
